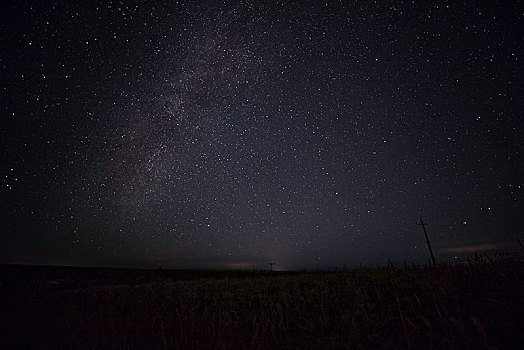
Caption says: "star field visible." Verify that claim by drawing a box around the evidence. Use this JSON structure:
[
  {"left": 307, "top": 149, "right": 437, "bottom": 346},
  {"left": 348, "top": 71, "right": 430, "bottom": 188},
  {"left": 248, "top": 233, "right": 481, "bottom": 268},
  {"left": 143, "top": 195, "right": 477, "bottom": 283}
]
[{"left": 1, "top": 1, "right": 522, "bottom": 269}]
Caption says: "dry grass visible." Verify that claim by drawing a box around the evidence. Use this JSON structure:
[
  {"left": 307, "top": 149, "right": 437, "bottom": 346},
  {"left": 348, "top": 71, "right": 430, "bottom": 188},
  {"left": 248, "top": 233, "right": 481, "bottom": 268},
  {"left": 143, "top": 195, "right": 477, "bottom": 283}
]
[{"left": 1, "top": 260, "right": 524, "bottom": 349}]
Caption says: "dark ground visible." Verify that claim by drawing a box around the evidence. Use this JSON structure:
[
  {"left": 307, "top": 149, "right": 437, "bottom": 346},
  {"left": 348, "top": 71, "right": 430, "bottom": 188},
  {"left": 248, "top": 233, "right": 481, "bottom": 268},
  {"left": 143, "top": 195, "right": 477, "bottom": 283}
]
[{"left": 1, "top": 259, "right": 523, "bottom": 349}]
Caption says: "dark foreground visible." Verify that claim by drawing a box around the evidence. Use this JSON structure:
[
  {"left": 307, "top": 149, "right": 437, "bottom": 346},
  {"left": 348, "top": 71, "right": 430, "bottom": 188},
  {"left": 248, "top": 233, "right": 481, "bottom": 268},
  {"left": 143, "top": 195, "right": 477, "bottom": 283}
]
[{"left": 1, "top": 261, "right": 524, "bottom": 349}]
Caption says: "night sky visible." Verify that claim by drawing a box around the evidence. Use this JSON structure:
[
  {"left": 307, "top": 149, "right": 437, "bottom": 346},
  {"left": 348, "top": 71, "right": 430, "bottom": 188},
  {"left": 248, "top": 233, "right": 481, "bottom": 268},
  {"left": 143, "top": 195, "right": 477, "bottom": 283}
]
[{"left": 1, "top": 1, "right": 523, "bottom": 270}]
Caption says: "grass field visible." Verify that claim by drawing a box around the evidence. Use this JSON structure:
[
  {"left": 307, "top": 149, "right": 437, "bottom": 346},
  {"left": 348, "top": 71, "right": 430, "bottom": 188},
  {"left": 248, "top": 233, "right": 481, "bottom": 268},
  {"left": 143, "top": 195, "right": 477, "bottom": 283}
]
[{"left": 1, "top": 258, "right": 523, "bottom": 349}]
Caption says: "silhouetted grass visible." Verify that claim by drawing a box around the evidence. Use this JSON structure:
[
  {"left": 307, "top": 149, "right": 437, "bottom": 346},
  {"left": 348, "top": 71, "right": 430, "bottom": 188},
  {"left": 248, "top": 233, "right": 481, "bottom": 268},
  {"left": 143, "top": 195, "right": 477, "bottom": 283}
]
[{"left": 1, "top": 258, "right": 523, "bottom": 349}]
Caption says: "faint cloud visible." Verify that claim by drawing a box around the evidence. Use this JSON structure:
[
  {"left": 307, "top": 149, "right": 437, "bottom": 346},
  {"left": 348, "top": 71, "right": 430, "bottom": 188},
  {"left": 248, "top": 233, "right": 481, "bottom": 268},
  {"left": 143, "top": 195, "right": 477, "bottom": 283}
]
[{"left": 441, "top": 240, "right": 517, "bottom": 254}]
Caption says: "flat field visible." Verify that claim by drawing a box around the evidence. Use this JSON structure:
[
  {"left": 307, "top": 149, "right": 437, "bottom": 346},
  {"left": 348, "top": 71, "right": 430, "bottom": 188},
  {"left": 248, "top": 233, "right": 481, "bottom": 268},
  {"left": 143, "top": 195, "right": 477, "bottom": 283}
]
[{"left": 1, "top": 261, "right": 523, "bottom": 349}]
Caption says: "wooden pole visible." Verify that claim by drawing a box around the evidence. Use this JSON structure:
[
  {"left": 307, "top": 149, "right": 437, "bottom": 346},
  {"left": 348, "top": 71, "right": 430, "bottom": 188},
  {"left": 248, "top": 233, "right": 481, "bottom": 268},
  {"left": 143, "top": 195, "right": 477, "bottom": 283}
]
[
  {"left": 417, "top": 218, "right": 436, "bottom": 266},
  {"left": 516, "top": 238, "right": 524, "bottom": 251}
]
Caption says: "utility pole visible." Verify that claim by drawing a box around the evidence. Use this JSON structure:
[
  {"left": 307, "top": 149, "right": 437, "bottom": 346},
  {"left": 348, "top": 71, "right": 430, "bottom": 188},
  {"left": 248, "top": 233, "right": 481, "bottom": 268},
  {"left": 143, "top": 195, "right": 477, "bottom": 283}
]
[
  {"left": 517, "top": 238, "right": 524, "bottom": 252},
  {"left": 417, "top": 218, "right": 436, "bottom": 267},
  {"left": 268, "top": 262, "right": 276, "bottom": 271}
]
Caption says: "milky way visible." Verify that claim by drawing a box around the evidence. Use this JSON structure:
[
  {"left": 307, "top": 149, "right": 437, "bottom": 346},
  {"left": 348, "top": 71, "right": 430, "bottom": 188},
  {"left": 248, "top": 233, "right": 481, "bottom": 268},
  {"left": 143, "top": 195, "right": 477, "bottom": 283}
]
[{"left": 1, "top": 1, "right": 522, "bottom": 269}]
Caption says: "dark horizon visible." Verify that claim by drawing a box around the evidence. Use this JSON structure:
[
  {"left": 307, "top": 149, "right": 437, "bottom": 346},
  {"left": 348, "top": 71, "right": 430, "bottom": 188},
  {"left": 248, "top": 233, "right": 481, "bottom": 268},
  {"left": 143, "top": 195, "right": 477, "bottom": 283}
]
[
  {"left": 2, "top": 237, "right": 522, "bottom": 271},
  {"left": 1, "top": 1, "right": 522, "bottom": 270}
]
